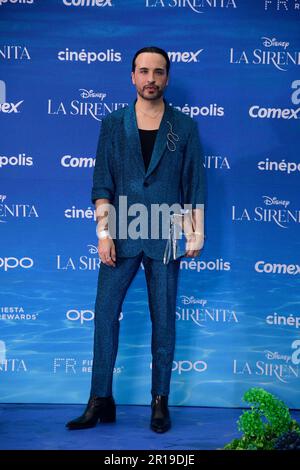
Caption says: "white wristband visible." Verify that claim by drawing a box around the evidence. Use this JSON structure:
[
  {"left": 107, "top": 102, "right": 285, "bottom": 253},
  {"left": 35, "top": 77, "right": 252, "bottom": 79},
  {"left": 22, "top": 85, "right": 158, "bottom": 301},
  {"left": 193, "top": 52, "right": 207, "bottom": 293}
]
[{"left": 97, "top": 229, "right": 111, "bottom": 240}]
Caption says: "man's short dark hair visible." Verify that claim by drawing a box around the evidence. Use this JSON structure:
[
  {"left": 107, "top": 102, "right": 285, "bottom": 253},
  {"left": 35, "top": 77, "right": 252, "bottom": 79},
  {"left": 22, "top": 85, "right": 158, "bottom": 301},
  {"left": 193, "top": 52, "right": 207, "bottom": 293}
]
[{"left": 132, "top": 46, "right": 170, "bottom": 76}]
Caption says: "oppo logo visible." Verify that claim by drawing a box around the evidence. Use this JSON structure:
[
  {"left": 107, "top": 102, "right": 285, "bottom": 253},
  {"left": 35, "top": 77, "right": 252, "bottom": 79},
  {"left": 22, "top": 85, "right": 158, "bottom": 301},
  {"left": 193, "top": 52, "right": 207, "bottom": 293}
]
[
  {"left": 66, "top": 309, "right": 94, "bottom": 324},
  {"left": 0, "top": 257, "right": 33, "bottom": 271},
  {"left": 153, "top": 360, "right": 207, "bottom": 374},
  {"left": 66, "top": 309, "right": 123, "bottom": 323}
]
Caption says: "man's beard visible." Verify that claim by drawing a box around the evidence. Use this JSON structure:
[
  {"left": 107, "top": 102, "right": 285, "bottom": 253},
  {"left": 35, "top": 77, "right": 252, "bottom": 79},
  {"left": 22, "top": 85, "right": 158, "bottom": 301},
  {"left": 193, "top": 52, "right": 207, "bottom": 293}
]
[{"left": 137, "top": 87, "right": 164, "bottom": 101}]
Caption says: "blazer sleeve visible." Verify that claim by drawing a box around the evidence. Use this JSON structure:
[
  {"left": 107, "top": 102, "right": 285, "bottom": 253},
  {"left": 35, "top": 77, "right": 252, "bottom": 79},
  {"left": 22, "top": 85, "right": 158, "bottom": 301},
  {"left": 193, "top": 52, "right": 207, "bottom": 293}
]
[
  {"left": 91, "top": 117, "right": 115, "bottom": 204},
  {"left": 181, "top": 120, "right": 206, "bottom": 209}
]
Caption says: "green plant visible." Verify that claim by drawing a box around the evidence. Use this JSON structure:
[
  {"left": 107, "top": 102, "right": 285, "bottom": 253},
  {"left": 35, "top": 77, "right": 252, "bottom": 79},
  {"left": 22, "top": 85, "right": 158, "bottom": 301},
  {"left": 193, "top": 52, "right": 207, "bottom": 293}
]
[{"left": 224, "top": 388, "right": 300, "bottom": 450}]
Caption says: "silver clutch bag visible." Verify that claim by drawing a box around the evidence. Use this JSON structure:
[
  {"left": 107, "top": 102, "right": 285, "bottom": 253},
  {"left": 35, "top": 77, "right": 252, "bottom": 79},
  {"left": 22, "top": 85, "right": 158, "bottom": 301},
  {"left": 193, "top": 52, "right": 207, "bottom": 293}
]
[{"left": 163, "top": 210, "right": 193, "bottom": 264}]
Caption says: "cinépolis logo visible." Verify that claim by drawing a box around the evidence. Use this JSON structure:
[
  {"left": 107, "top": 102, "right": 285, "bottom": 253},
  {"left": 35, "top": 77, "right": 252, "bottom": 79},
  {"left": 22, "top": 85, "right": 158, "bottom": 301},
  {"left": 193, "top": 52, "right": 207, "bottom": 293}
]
[
  {"left": 58, "top": 48, "right": 121, "bottom": 64},
  {"left": 180, "top": 257, "right": 231, "bottom": 272},
  {"left": 0, "top": 153, "right": 33, "bottom": 168},
  {"left": 266, "top": 312, "right": 300, "bottom": 329},
  {"left": 0, "top": 0, "right": 33, "bottom": 6},
  {"left": 64, "top": 205, "right": 96, "bottom": 220},
  {"left": 169, "top": 102, "right": 225, "bottom": 118},
  {"left": 258, "top": 158, "right": 300, "bottom": 174}
]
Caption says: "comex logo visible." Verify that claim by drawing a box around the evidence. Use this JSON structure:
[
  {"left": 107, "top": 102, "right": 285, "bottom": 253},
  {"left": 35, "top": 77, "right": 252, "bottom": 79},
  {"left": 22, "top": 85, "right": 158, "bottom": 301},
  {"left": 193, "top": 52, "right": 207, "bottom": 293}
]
[
  {"left": 255, "top": 261, "right": 300, "bottom": 275},
  {"left": 250, "top": 105, "right": 300, "bottom": 120},
  {"left": 250, "top": 80, "right": 300, "bottom": 120},
  {"left": 61, "top": 154, "right": 95, "bottom": 168},
  {"left": 62, "top": 0, "right": 112, "bottom": 6},
  {"left": 168, "top": 49, "right": 203, "bottom": 63},
  {"left": 0, "top": 80, "right": 24, "bottom": 113}
]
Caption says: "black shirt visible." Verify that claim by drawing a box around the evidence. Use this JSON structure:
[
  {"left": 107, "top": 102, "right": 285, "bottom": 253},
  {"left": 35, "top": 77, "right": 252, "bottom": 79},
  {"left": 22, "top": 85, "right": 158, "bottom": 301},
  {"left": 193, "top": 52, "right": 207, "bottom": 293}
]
[{"left": 138, "top": 129, "right": 158, "bottom": 172}]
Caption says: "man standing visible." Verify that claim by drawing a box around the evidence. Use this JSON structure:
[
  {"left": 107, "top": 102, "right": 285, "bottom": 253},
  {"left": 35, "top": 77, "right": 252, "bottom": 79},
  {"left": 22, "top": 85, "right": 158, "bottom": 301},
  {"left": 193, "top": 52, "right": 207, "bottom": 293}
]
[{"left": 66, "top": 46, "right": 205, "bottom": 433}]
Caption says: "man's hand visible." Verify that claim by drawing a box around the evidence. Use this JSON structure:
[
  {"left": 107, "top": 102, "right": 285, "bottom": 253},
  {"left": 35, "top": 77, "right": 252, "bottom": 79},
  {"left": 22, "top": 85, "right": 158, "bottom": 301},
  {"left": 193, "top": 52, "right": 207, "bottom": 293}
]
[
  {"left": 98, "top": 238, "right": 116, "bottom": 267},
  {"left": 185, "top": 233, "right": 204, "bottom": 258}
]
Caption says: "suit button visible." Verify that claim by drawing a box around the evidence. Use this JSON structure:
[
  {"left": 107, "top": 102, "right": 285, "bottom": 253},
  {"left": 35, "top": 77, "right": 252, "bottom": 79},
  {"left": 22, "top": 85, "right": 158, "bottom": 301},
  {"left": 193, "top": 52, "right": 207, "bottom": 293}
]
[{"left": 143, "top": 181, "right": 149, "bottom": 187}]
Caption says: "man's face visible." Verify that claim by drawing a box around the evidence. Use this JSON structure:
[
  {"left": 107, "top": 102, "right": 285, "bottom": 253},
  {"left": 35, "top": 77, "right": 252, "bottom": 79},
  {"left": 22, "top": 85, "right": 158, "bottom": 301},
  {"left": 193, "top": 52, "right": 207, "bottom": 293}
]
[{"left": 131, "top": 52, "right": 169, "bottom": 101}]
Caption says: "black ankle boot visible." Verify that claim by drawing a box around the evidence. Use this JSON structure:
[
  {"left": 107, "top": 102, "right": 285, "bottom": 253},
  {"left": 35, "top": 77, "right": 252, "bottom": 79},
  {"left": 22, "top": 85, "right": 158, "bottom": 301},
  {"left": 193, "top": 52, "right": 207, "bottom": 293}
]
[
  {"left": 66, "top": 396, "right": 116, "bottom": 430},
  {"left": 150, "top": 395, "right": 171, "bottom": 433}
]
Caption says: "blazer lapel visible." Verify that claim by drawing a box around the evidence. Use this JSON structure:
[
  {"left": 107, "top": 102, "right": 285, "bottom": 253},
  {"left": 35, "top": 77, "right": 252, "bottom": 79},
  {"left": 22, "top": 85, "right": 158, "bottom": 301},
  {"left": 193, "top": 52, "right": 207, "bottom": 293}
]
[
  {"left": 124, "top": 100, "right": 174, "bottom": 179},
  {"left": 145, "top": 101, "right": 173, "bottom": 178},
  {"left": 124, "top": 102, "right": 145, "bottom": 177}
]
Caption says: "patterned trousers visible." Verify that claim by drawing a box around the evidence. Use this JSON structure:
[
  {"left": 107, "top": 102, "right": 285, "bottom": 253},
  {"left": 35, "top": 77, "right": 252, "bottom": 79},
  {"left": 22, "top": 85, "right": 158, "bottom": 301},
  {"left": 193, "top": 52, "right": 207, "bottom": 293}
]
[{"left": 90, "top": 251, "right": 181, "bottom": 397}]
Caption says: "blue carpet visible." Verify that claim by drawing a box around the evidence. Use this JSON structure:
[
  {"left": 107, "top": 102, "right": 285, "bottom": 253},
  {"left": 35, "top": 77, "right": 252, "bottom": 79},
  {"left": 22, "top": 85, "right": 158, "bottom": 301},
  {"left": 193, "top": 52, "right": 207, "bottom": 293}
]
[{"left": 0, "top": 404, "right": 299, "bottom": 450}]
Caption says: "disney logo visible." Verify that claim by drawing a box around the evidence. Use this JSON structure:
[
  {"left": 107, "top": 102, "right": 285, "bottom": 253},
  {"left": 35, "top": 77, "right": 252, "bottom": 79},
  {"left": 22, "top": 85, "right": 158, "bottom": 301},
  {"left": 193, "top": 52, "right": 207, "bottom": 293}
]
[
  {"left": 0, "top": 195, "right": 7, "bottom": 203},
  {"left": 263, "top": 196, "right": 290, "bottom": 208},
  {"left": 79, "top": 89, "right": 107, "bottom": 100},
  {"left": 262, "top": 37, "right": 289, "bottom": 50},
  {"left": 264, "top": 350, "right": 291, "bottom": 363},
  {"left": 87, "top": 245, "right": 98, "bottom": 254},
  {"left": 180, "top": 296, "right": 207, "bottom": 306}
]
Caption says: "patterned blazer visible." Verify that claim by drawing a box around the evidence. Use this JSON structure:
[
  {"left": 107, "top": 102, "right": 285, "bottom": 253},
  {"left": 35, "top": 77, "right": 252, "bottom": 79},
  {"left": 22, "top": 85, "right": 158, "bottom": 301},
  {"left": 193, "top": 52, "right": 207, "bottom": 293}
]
[{"left": 92, "top": 100, "right": 205, "bottom": 260}]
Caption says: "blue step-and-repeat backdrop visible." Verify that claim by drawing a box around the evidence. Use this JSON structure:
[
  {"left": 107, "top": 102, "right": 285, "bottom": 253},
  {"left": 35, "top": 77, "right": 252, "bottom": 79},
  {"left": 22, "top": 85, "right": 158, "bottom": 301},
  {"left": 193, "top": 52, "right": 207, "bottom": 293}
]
[{"left": 0, "top": 0, "right": 299, "bottom": 407}]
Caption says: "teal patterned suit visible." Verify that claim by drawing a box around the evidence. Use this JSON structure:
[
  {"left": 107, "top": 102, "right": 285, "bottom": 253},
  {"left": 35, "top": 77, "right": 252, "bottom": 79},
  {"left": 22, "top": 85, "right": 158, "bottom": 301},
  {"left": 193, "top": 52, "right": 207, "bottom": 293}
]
[
  {"left": 90, "top": 100, "right": 205, "bottom": 398},
  {"left": 92, "top": 99, "right": 205, "bottom": 260}
]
